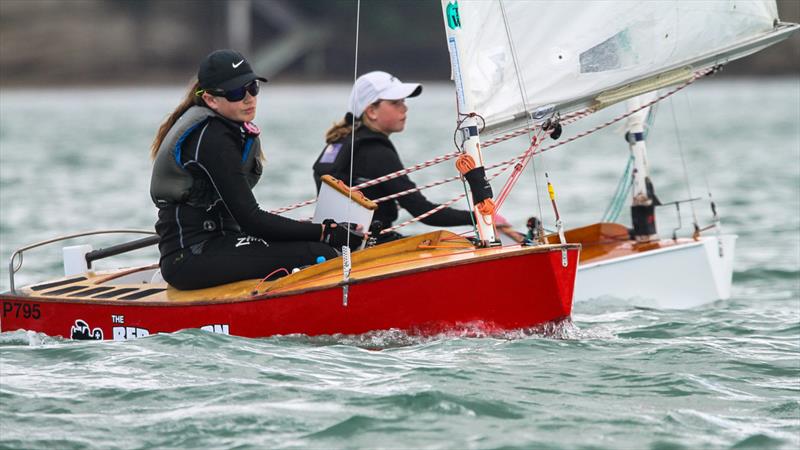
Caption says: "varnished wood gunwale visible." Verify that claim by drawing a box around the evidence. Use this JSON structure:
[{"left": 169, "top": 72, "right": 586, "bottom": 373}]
[
  {"left": 5, "top": 230, "right": 579, "bottom": 307},
  {"left": 545, "top": 222, "right": 699, "bottom": 265}
]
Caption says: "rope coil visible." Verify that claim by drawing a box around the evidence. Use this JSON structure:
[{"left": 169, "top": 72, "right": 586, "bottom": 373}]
[
  {"left": 455, "top": 151, "right": 494, "bottom": 221},
  {"left": 455, "top": 154, "right": 476, "bottom": 174}
]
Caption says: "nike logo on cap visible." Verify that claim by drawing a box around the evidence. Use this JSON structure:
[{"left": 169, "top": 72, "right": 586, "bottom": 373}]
[{"left": 232, "top": 60, "right": 244, "bottom": 69}]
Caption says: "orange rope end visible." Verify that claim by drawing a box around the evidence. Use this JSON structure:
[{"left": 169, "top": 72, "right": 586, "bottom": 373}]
[
  {"left": 477, "top": 198, "right": 496, "bottom": 219},
  {"left": 455, "top": 154, "right": 476, "bottom": 174}
]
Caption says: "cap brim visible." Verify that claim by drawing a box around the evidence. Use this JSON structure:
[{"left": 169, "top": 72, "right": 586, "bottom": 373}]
[
  {"left": 217, "top": 73, "right": 268, "bottom": 91},
  {"left": 379, "top": 83, "right": 422, "bottom": 101}
]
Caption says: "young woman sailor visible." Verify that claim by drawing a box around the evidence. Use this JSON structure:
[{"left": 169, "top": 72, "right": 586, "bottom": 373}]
[
  {"left": 313, "top": 71, "right": 475, "bottom": 243},
  {"left": 150, "top": 49, "right": 362, "bottom": 290}
]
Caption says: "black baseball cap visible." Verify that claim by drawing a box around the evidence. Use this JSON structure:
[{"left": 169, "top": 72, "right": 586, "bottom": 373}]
[{"left": 197, "top": 49, "right": 268, "bottom": 91}]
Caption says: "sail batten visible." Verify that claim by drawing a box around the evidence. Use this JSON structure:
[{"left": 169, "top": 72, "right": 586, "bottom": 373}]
[{"left": 442, "top": 1, "right": 798, "bottom": 138}]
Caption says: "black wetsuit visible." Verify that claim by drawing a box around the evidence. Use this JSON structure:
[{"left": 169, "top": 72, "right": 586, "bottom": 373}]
[
  {"left": 313, "top": 127, "right": 473, "bottom": 240},
  {"left": 155, "top": 114, "right": 335, "bottom": 290}
]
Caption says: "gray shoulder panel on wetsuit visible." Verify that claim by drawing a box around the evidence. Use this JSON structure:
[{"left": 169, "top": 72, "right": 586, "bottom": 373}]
[{"left": 149, "top": 106, "right": 218, "bottom": 207}]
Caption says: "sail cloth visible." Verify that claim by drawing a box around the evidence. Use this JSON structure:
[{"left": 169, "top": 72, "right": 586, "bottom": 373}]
[{"left": 442, "top": 0, "right": 797, "bottom": 137}]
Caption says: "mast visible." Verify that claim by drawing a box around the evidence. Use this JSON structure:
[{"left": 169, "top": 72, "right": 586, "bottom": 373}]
[
  {"left": 443, "top": 0, "right": 497, "bottom": 245},
  {"left": 625, "top": 92, "right": 660, "bottom": 242}
]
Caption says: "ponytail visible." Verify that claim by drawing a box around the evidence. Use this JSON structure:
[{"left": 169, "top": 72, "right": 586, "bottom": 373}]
[
  {"left": 325, "top": 113, "right": 355, "bottom": 144},
  {"left": 150, "top": 80, "right": 206, "bottom": 160}
]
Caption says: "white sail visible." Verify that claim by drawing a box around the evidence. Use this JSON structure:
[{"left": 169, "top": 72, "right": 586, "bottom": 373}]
[{"left": 441, "top": 0, "right": 798, "bottom": 137}]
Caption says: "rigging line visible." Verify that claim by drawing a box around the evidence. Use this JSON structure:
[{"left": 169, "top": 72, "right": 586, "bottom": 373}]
[
  {"left": 381, "top": 151, "right": 520, "bottom": 234},
  {"left": 374, "top": 139, "right": 541, "bottom": 205},
  {"left": 380, "top": 195, "right": 465, "bottom": 235},
  {"left": 601, "top": 154, "right": 634, "bottom": 222},
  {"left": 271, "top": 69, "right": 713, "bottom": 216},
  {"left": 498, "top": 0, "right": 545, "bottom": 226},
  {"left": 481, "top": 108, "right": 593, "bottom": 147},
  {"left": 374, "top": 150, "right": 530, "bottom": 205},
  {"left": 344, "top": 0, "right": 362, "bottom": 251},
  {"left": 682, "top": 88, "right": 716, "bottom": 210},
  {"left": 668, "top": 95, "right": 699, "bottom": 228},
  {"left": 494, "top": 129, "right": 546, "bottom": 211},
  {"left": 535, "top": 68, "right": 712, "bottom": 154}
]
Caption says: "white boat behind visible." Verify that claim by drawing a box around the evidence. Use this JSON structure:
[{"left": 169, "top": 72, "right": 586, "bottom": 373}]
[
  {"left": 568, "top": 225, "right": 736, "bottom": 309},
  {"left": 438, "top": 0, "right": 795, "bottom": 308},
  {"left": 565, "top": 90, "right": 738, "bottom": 309}
]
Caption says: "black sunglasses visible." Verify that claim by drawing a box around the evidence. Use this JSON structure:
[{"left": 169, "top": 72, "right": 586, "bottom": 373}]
[{"left": 199, "top": 80, "right": 260, "bottom": 102}]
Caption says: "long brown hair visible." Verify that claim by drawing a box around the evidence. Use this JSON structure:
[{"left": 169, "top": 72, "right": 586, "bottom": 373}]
[
  {"left": 325, "top": 117, "right": 353, "bottom": 144},
  {"left": 324, "top": 103, "right": 386, "bottom": 144},
  {"left": 150, "top": 80, "right": 206, "bottom": 160}
]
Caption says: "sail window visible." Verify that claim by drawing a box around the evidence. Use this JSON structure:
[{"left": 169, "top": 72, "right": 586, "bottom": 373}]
[{"left": 580, "top": 29, "right": 638, "bottom": 73}]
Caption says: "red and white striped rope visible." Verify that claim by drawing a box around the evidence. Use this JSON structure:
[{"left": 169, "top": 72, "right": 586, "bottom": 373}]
[
  {"left": 268, "top": 151, "right": 461, "bottom": 214},
  {"left": 372, "top": 140, "right": 541, "bottom": 206},
  {"left": 380, "top": 68, "right": 712, "bottom": 233},
  {"left": 353, "top": 151, "right": 460, "bottom": 190},
  {"left": 379, "top": 193, "right": 468, "bottom": 234},
  {"left": 272, "top": 68, "right": 712, "bottom": 217},
  {"left": 533, "top": 68, "right": 712, "bottom": 157},
  {"left": 494, "top": 131, "right": 546, "bottom": 211},
  {"left": 480, "top": 108, "right": 591, "bottom": 147},
  {"left": 371, "top": 173, "right": 462, "bottom": 204},
  {"left": 380, "top": 155, "right": 521, "bottom": 234},
  {"left": 269, "top": 198, "right": 318, "bottom": 215}
]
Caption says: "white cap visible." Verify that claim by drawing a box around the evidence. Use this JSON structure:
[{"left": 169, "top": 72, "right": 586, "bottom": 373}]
[{"left": 348, "top": 71, "right": 422, "bottom": 118}]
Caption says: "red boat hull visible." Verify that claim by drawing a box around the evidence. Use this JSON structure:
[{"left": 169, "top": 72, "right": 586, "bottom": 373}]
[{"left": 1, "top": 246, "right": 577, "bottom": 340}]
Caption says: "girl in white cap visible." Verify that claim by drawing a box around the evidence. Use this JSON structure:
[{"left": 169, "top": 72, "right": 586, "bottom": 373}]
[
  {"left": 313, "top": 71, "right": 475, "bottom": 243},
  {"left": 150, "top": 49, "right": 362, "bottom": 290}
]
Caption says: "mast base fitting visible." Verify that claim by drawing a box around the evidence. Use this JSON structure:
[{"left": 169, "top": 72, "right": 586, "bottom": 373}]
[
  {"left": 631, "top": 204, "right": 657, "bottom": 239},
  {"left": 468, "top": 237, "right": 503, "bottom": 248}
]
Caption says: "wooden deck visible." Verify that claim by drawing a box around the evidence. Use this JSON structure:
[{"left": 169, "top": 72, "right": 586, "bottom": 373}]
[
  {"left": 14, "top": 231, "right": 578, "bottom": 305},
  {"left": 545, "top": 222, "right": 697, "bottom": 264}
]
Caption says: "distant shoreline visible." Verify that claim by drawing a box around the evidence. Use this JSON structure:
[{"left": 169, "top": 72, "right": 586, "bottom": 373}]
[{"left": 2, "top": 74, "right": 799, "bottom": 91}]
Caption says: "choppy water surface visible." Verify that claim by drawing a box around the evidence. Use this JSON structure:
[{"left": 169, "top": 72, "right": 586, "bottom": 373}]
[{"left": 1, "top": 79, "right": 798, "bottom": 449}]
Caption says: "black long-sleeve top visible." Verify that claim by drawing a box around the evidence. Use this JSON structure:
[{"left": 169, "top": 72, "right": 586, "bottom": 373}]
[
  {"left": 317, "top": 127, "right": 474, "bottom": 230},
  {"left": 155, "top": 115, "right": 321, "bottom": 257}
]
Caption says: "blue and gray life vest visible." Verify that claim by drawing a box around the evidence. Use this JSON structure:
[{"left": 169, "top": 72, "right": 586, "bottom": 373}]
[{"left": 150, "top": 106, "right": 262, "bottom": 209}]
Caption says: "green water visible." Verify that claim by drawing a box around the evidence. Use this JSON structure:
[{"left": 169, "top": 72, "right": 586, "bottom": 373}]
[{"left": 1, "top": 79, "right": 798, "bottom": 449}]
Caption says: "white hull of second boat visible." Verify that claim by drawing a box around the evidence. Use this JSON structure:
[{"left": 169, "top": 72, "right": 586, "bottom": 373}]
[{"left": 574, "top": 234, "right": 737, "bottom": 309}]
